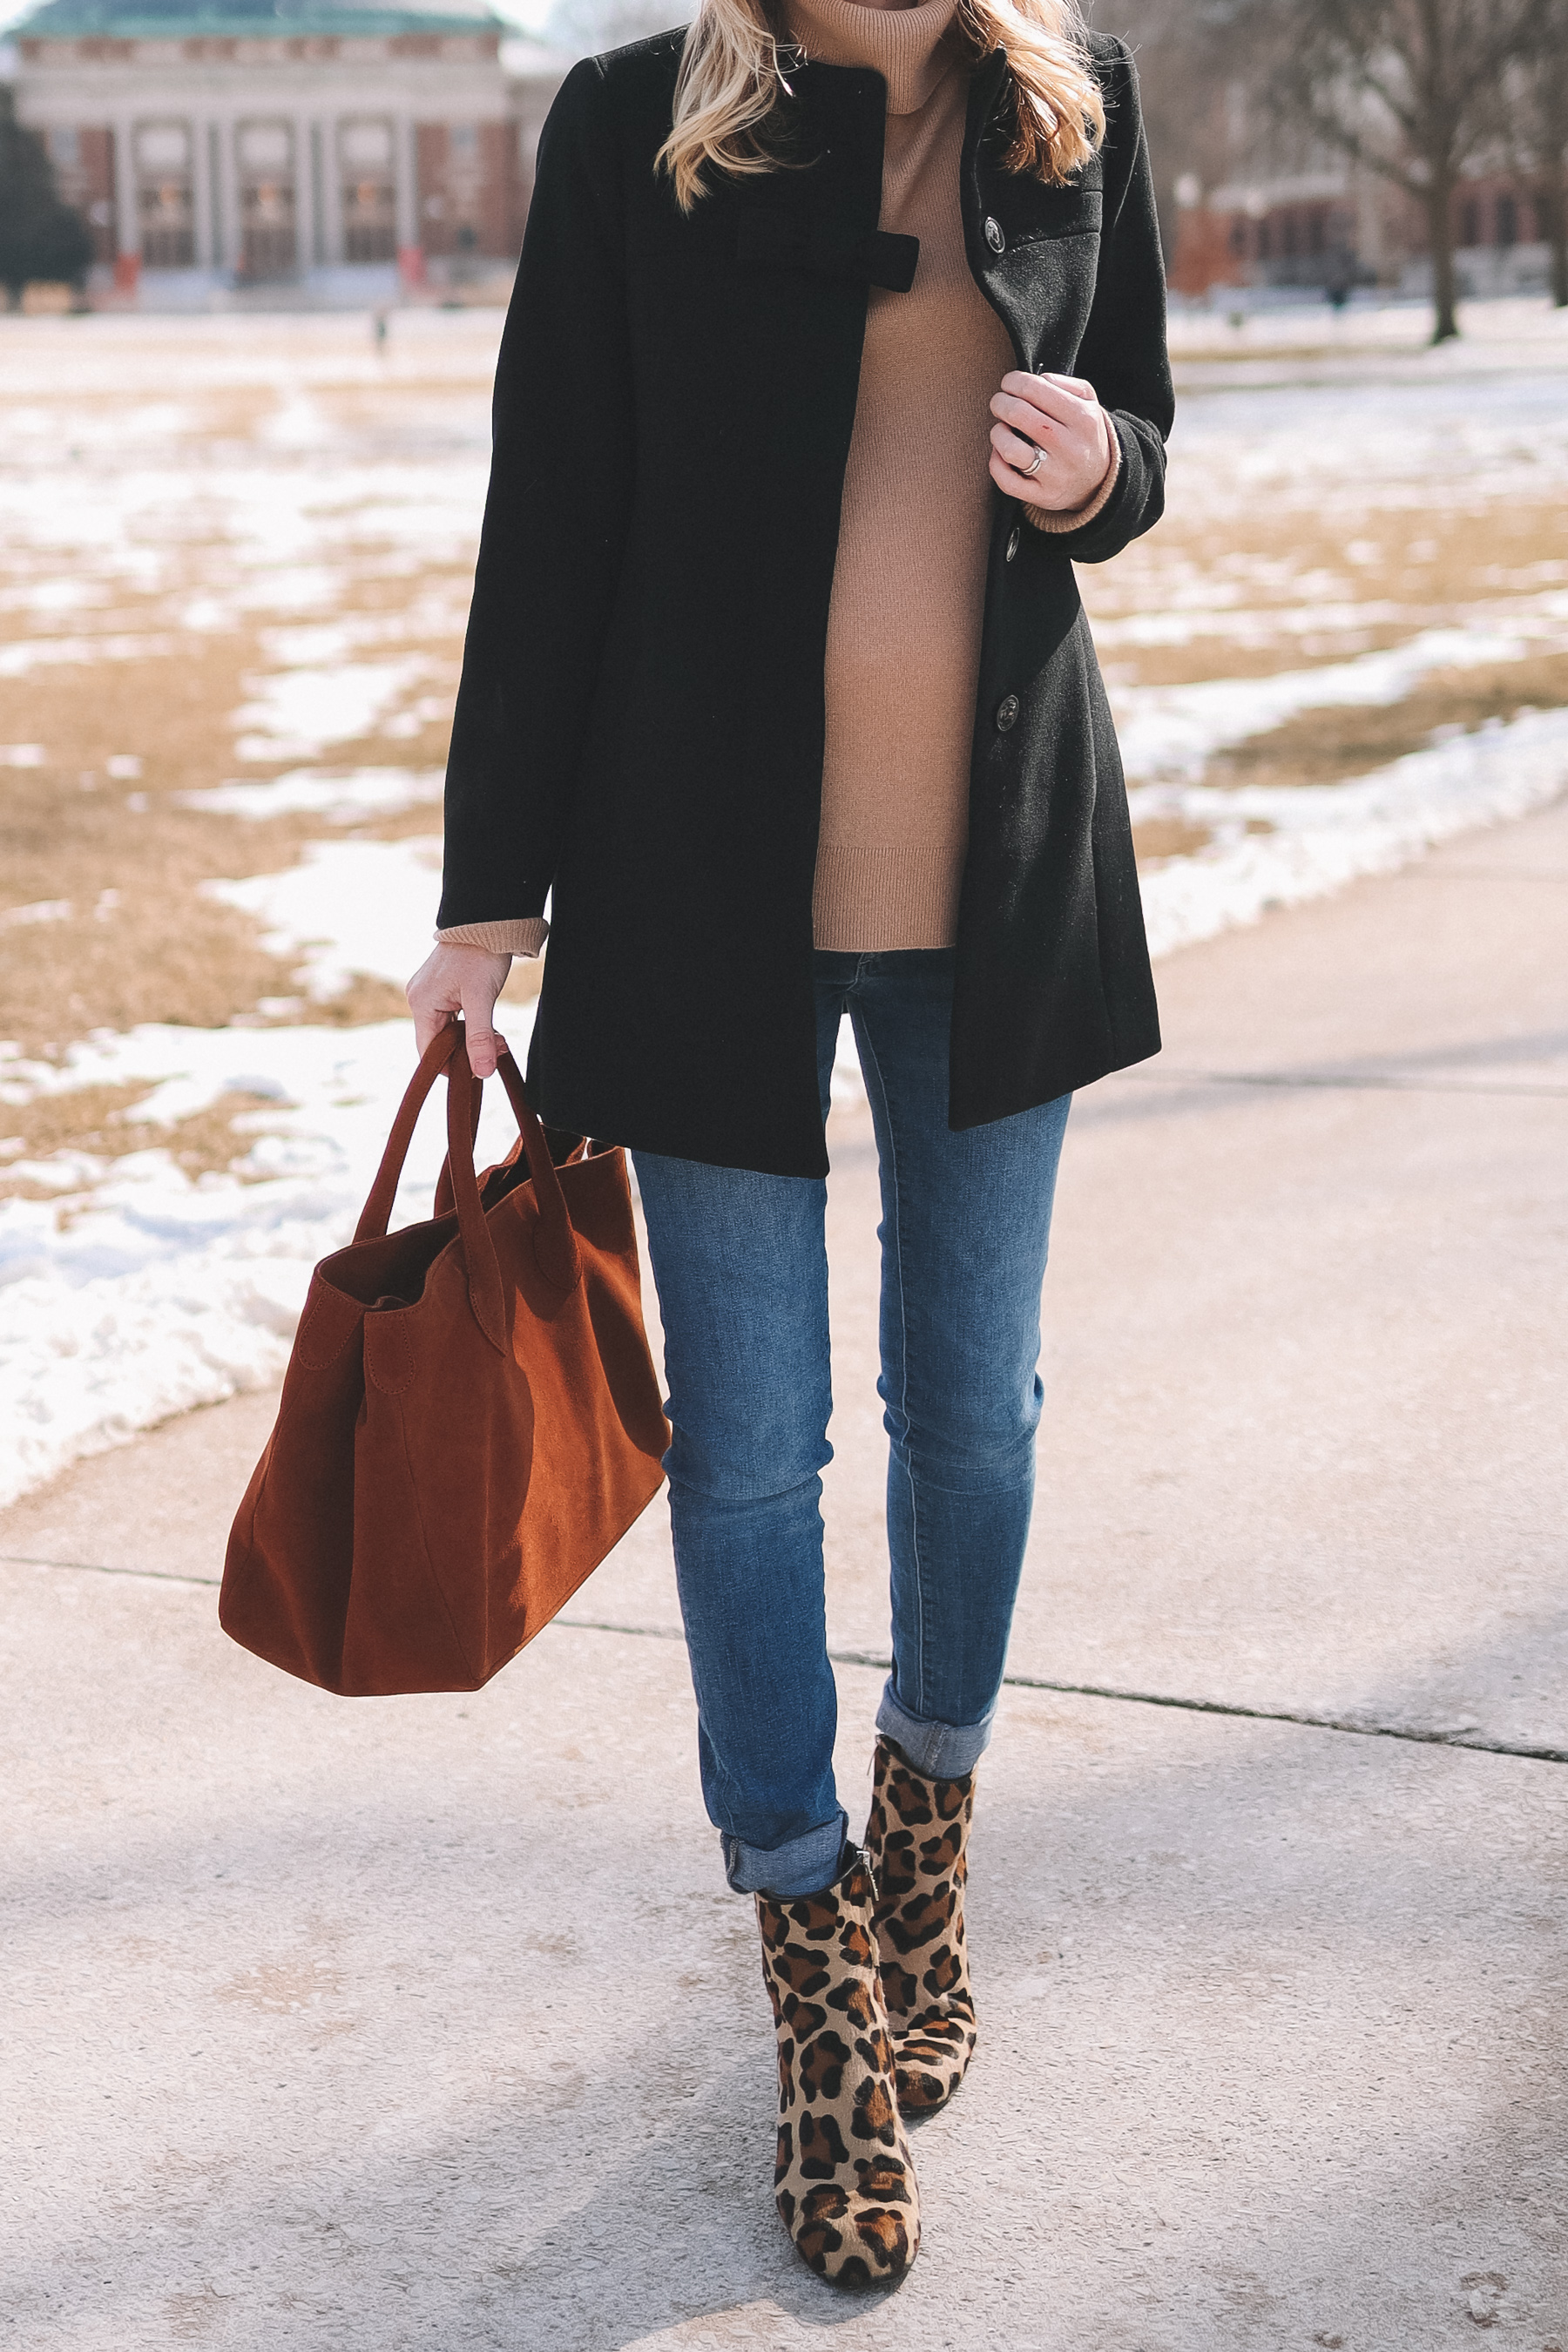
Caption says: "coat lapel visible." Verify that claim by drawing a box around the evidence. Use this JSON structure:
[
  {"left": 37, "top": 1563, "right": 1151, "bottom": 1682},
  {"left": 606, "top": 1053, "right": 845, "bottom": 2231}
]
[{"left": 961, "top": 50, "right": 1105, "bottom": 373}]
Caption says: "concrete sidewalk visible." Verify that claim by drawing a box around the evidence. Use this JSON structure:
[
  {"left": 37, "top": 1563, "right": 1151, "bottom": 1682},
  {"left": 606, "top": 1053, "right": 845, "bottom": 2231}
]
[{"left": 3, "top": 801, "right": 1565, "bottom": 2351}]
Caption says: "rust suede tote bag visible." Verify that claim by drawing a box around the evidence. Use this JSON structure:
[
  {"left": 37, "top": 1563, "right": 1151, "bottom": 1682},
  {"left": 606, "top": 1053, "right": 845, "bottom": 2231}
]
[{"left": 220, "top": 1022, "right": 669, "bottom": 1696}]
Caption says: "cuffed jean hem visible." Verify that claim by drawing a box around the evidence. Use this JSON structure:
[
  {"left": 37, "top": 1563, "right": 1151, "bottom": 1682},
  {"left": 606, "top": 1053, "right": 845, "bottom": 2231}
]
[
  {"left": 720, "top": 1810, "right": 848, "bottom": 1900},
  {"left": 876, "top": 1678, "right": 997, "bottom": 1781}
]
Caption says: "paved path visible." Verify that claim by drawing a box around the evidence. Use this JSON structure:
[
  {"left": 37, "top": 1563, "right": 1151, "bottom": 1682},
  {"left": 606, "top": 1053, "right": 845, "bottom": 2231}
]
[{"left": 3, "top": 801, "right": 1565, "bottom": 2351}]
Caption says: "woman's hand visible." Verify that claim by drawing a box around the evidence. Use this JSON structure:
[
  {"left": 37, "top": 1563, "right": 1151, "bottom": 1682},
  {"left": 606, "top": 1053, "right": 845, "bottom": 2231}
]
[
  {"left": 989, "top": 371, "right": 1112, "bottom": 513},
  {"left": 406, "top": 943, "right": 512, "bottom": 1078}
]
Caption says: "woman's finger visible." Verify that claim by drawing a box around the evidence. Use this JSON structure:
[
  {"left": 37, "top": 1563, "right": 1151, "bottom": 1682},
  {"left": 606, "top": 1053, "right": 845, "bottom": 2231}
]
[
  {"left": 989, "top": 443, "right": 1100, "bottom": 514},
  {"left": 459, "top": 978, "right": 506, "bottom": 1079},
  {"left": 998, "top": 371, "right": 1098, "bottom": 430},
  {"left": 1035, "top": 370, "right": 1097, "bottom": 399},
  {"left": 990, "top": 449, "right": 1062, "bottom": 509},
  {"left": 406, "top": 944, "right": 511, "bottom": 1071},
  {"left": 1001, "top": 368, "right": 1097, "bottom": 403},
  {"left": 406, "top": 951, "right": 457, "bottom": 1053},
  {"left": 990, "top": 390, "right": 1058, "bottom": 442},
  {"left": 411, "top": 1004, "right": 456, "bottom": 1055},
  {"left": 990, "top": 420, "right": 1048, "bottom": 475}
]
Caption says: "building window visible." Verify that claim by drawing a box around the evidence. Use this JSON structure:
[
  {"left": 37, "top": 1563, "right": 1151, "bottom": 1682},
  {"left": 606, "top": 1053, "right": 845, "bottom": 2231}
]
[
  {"left": 339, "top": 118, "right": 395, "bottom": 262},
  {"left": 1229, "top": 218, "right": 1247, "bottom": 257},
  {"left": 1308, "top": 208, "right": 1325, "bottom": 256},
  {"left": 1460, "top": 197, "right": 1481, "bottom": 248},
  {"left": 1258, "top": 217, "right": 1272, "bottom": 260},
  {"left": 1495, "top": 193, "right": 1517, "bottom": 248},
  {"left": 134, "top": 121, "right": 194, "bottom": 267},
  {"left": 236, "top": 120, "right": 296, "bottom": 279},
  {"left": 1282, "top": 212, "right": 1298, "bottom": 259},
  {"left": 48, "top": 126, "right": 81, "bottom": 170}
]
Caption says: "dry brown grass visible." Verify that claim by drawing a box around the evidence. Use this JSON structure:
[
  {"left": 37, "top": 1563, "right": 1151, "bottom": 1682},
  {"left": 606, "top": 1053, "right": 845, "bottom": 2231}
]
[
  {"left": 1130, "top": 814, "right": 1216, "bottom": 864},
  {"left": 1202, "top": 652, "right": 1568, "bottom": 794},
  {"left": 0, "top": 1081, "right": 287, "bottom": 1197},
  {"left": 1082, "top": 496, "right": 1568, "bottom": 692},
  {"left": 0, "top": 689, "right": 412, "bottom": 1058},
  {"left": 1103, "top": 630, "right": 1417, "bottom": 691},
  {"left": 0, "top": 596, "right": 469, "bottom": 1051},
  {"left": 3, "top": 322, "right": 1561, "bottom": 1102}
]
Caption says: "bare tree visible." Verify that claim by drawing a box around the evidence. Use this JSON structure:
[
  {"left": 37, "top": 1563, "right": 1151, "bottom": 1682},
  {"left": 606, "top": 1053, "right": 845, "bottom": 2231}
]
[
  {"left": 1226, "top": 0, "right": 1532, "bottom": 341},
  {"left": 1516, "top": 0, "right": 1568, "bottom": 304}
]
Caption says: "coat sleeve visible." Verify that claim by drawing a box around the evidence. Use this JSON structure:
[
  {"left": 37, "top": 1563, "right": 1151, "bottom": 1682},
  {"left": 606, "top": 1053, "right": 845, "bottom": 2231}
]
[
  {"left": 1038, "top": 37, "right": 1173, "bottom": 569},
  {"left": 436, "top": 57, "right": 635, "bottom": 930}
]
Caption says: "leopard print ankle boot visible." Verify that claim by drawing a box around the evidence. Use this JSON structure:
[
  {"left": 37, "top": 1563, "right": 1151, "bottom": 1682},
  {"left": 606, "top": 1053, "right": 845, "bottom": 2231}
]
[
  {"left": 756, "top": 1845, "right": 920, "bottom": 2288},
  {"left": 866, "top": 1737, "right": 977, "bottom": 2113}
]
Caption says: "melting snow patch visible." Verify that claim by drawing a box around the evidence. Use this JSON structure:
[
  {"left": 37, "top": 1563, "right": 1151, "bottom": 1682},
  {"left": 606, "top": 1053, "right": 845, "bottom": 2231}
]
[
  {"left": 0, "top": 1016, "right": 535, "bottom": 1509},
  {"left": 0, "top": 634, "right": 178, "bottom": 679},
  {"left": 7, "top": 709, "right": 1567, "bottom": 1509},
  {"left": 205, "top": 835, "right": 443, "bottom": 996},
  {"left": 181, "top": 766, "right": 444, "bottom": 822},
  {"left": 1137, "top": 706, "right": 1568, "bottom": 956},
  {"left": 1113, "top": 620, "right": 1568, "bottom": 785},
  {"left": 232, "top": 659, "right": 428, "bottom": 761},
  {"left": 1, "top": 900, "right": 73, "bottom": 931}
]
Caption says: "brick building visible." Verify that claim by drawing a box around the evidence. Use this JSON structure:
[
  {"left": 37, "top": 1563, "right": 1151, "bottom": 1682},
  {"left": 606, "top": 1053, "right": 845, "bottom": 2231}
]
[
  {"left": 7, "top": 0, "right": 573, "bottom": 293},
  {"left": 1171, "top": 160, "right": 1553, "bottom": 302}
]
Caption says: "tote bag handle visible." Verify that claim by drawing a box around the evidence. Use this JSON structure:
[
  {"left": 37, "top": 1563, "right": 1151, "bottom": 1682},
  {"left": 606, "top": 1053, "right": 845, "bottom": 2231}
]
[{"left": 353, "top": 1025, "right": 580, "bottom": 1348}]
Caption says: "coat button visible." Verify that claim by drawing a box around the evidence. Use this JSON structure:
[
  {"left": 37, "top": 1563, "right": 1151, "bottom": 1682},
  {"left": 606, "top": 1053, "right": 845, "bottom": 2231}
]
[
  {"left": 1005, "top": 525, "right": 1021, "bottom": 563},
  {"left": 996, "top": 693, "right": 1020, "bottom": 732},
  {"left": 984, "top": 216, "right": 1005, "bottom": 254}
]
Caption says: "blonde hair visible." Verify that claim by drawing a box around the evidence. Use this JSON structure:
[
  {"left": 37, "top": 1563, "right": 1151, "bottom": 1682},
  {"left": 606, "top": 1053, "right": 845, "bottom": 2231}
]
[{"left": 657, "top": 0, "right": 1105, "bottom": 213}]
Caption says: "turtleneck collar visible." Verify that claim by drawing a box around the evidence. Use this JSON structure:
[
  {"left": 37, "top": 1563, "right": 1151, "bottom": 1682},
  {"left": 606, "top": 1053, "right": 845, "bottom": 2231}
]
[{"left": 784, "top": 0, "right": 962, "bottom": 115}]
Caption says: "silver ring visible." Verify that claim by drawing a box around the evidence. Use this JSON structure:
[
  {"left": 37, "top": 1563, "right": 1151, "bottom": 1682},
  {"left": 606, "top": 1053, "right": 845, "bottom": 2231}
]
[{"left": 1024, "top": 447, "right": 1044, "bottom": 478}]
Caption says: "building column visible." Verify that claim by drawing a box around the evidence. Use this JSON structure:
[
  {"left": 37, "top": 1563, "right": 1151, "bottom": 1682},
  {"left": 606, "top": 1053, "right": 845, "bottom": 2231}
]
[
  {"left": 394, "top": 112, "right": 421, "bottom": 279},
  {"left": 192, "top": 113, "right": 215, "bottom": 267},
  {"left": 218, "top": 118, "right": 241, "bottom": 275},
  {"left": 293, "top": 116, "right": 316, "bottom": 275},
  {"left": 112, "top": 115, "right": 139, "bottom": 260},
  {"left": 319, "top": 117, "right": 344, "bottom": 265},
  {"left": 309, "top": 120, "right": 328, "bottom": 267},
  {"left": 206, "top": 122, "right": 225, "bottom": 268}
]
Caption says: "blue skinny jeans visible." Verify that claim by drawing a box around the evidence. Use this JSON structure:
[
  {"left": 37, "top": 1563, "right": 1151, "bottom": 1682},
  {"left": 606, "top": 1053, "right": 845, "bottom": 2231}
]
[{"left": 632, "top": 948, "right": 1070, "bottom": 1901}]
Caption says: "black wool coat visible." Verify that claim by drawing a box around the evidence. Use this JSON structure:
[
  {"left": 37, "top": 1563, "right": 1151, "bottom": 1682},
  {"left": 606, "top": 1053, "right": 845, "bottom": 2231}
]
[{"left": 438, "top": 27, "right": 1174, "bottom": 1178}]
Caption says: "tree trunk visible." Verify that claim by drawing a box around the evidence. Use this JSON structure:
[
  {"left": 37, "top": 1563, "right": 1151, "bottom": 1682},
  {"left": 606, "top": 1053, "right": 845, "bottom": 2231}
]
[
  {"left": 1426, "top": 178, "right": 1460, "bottom": 342},
  {"left": 1547, "top": 176, "right": 1568, "bottom": 309}
]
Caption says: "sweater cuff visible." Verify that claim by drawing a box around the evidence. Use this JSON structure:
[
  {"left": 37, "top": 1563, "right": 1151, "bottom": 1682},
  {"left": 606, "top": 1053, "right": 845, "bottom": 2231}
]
[
  {"left": 436, "top": 917, "right": 549, "bottom": 958},
  {"left": 1024, "top": 429, "right": 1122, "bottom": 535}
]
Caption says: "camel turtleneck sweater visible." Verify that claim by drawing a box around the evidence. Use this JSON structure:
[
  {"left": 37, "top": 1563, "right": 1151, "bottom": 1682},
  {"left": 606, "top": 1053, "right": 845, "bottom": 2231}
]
[
  {"left": 791, "top": 0, "right": 1011, "bottom": 950},
  {"left": 439, "top": 0, "right": 1117, "bottom": 962}
]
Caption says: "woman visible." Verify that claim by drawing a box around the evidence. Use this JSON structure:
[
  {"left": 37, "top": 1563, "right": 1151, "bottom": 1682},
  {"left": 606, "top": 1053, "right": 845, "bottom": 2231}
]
[{"left": 409, "top": 0, "right": 1171, "bottom": 2290}]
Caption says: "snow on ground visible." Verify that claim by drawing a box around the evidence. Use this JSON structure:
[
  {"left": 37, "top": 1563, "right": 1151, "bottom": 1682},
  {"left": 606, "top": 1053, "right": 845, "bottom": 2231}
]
[
  {"left": 206, "top": 835, "right": 445, "bottom": 997},
  {"left": 1112, "top": 611, "right": 1568, "bottom": 783},
  {"left": 180, "top": 765, "right": 443, "bottom": 821},
  {"left": 232, "top": 660, "right": 433, "bottom": 762},
  {"left": 3, "top": 305, "right": 1567, "bottom": 1508},
  {"left": 1135, "top": 704, "right": 1568, "bottom": 954},
  {"left": 1160, "top": 332, "right": 1568, "bottom": 515},
  {"left": 6, "top": 700, "right": 1565, "bottom": 1510},
  {"left": 0, "top": 1018, "right": 535, "bottom": 1510}
]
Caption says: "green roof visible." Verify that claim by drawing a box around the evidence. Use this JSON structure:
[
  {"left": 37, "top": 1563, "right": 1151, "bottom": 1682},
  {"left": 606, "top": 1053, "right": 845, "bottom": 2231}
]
[{"left": 15, "top": 0, "right": 501, "bottom": 34}]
